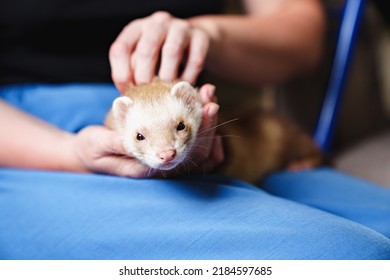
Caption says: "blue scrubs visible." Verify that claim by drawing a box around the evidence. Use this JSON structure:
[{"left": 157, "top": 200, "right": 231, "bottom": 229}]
[{"left": 1, "top": 84, "right": 389, "bottom": 259}]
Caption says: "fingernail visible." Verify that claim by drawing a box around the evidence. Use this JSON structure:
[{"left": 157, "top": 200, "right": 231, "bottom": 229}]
[{"left": 207, "top": 103, "right": 219, "bottom": 118}]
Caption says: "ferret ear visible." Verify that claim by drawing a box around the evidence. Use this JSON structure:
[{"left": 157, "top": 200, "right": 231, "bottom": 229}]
[
  {"left": 112, "top": 96, "right": 133, "bottom": 123},
  {"left": 170, "top": 81, "right": 198, "bottom": 106}
]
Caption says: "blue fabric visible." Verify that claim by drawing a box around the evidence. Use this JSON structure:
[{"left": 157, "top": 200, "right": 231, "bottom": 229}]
[
  {"left": 1, "top": 83, "right": 390, "bottom": 260},
  {"left": 263, "top": 168, "right": 390, "bottom": 239},
  {"left": 0, "top": 83, "right": 117, "bottom": 132}
]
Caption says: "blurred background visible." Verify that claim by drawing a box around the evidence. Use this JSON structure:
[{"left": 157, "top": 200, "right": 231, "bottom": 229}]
[
  {"left": 207, "top": 0, "right": 390, "bottom": 187},
  {"left": 278, "top": 0, "right": 390, "bottom": 188}
]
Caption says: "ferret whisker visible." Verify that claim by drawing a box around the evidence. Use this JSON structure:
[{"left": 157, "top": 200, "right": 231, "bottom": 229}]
[
  {"left": 175, "top": 156, "right": 192, "bottom": 173},
  {"left": 176, "top": 162, "right": 191, "bottom": 176},
  {"left": 147, "top": 167, "right": 156, "bottom": 178},
  {"left": 177, "top": 162, "right": 188, "bottom": 175},
  {"left": 187, "top": 156, "right": 209, "bottom": 175},
  {"left": 186, "top": 156, "right": 199, "bottom": 168},
  {"left": 188, "top": 161, "right": 196, "bottom": 174},
  {"left": 159, "top": 170, "right": 167, "bottom": 178},
  {"left": 196, "top": 134, "right": 241, "bottom": 140},
  {"left": 191, "top": 142, "right": 208, "bottom": 150},
  {"left": 190, "top": 144, "right": 209, "bottom": 156},
  {"left": 186, "top": 162, "right": 192, "bottom": 174},
  {"left": 198, "top": 118, "right": 239, "bottom": 135}
]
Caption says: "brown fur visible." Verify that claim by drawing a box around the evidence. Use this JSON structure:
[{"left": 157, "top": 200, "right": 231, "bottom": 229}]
[
  {"left": 105, "top": 79, "right": 175, "bottom": 129},
  {"left": 105, "top": 80, "right": 323, "bottom": 183},
  {"left": 217, "top": 108, "right": 323, "bottom": 183}
]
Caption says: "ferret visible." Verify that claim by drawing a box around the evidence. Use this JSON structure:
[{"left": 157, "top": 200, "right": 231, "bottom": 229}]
[
  {"left": 105, "top": 79, "right": 203, "bottom": 171},
  {"left": 105, "top": 79, "right": 323, "bottom": 183}
]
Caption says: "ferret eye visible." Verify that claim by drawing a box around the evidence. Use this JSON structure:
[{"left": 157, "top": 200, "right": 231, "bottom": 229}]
[
  {"left": 176, "top": 122, "right": 185, "bottom": 131},
  {"left": 136, "top": 133, "right": 145, "bottom": 141}
]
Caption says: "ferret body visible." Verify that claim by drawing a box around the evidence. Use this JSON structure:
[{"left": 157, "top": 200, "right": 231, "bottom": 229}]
[
  {"left": 216, "top": 108, "right": 323, "bottom": 183},
  {"left": 105, "top": 79, "right": 322, "bottom": 183}
]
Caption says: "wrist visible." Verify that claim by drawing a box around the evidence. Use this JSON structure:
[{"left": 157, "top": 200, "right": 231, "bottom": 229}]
[
  {"left": 189, "top": 16, "right": 222, "bottom": 42},
  {"left": 57, "top": 132, "right": 90, "bottom": 173},
  {"left": 189, "top": 16, "right": 223, "bottom": 61}
]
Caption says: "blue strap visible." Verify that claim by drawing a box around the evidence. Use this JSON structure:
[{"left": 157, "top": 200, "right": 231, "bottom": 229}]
[{"left": 314, "top": 0, "right": 366, "bottom": 152}]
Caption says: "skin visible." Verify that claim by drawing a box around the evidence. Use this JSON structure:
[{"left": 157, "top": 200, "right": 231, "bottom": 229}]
[
  {"left": 0, "top": 85, "right": 220, "bottom": 177},
  {"left": 109, "top": 0, "right": 325, "bottom": 91},
  {"left": 0, "top": 0, "right": 325, "bottom": 177}
]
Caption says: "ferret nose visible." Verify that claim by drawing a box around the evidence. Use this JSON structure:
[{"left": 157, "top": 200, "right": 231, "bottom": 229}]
[{"left": 157, "top": 149, "right": 176, "bottom": 162}]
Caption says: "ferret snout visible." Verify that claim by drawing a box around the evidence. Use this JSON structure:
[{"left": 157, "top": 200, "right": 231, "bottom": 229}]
[{"left": 157, "top": 149, "right": 176, "bottom": 162}]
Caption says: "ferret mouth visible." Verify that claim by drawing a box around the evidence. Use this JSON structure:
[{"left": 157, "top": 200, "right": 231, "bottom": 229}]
[{"left": 158, "top": 161, "right": 180, "bottom": 170}]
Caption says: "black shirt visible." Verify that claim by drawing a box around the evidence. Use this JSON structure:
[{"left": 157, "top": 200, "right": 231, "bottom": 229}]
[{"left": 0, "top": 0, "right": 223, "bottom": 85}]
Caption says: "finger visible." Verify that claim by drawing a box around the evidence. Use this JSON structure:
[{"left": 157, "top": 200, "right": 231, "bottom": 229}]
[
  {"left": 193, "top": 102, "right": 219, "bottom": 163},
  {"left": 200, "top": 102, "right": 219, "bottom": 131},
  {"left": 133, "top": 12, "right": 171, "bottom": 84},
  {"left": 210, "top": 135, "right": 224, "bottom": 166},
  {"left": 105, "top": 131, "right": 129, "bottom": 156},
  {"left": 158, "top": 20, "right": 191, "bottom": 82},
  {"left": 88, "top": 128, "right": 153, "bottom": 177},
  {"left": 198, "top": 83, "right": 217, "bottom": 104},
  {"left": 116, "top": 159, "right": 155, "bottom": 178},
  {"left": 109, "top": 20, "right": 142, "bottom": 93},
  {"left": 197, "top": 135, "right": 224, "bottom": 173},
  {"left": 88, "top": 126, "right": 128, "bottom": 156},
  {"left": 97, "top": 155, "right": 155, "bottom": 178},
  {"left": 180, "top": 29, "right": 209, "bottom": 84}
]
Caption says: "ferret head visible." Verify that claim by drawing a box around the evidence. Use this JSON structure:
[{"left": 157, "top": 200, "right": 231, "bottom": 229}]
[{"left": 112, "top": 81, "right": 203, "bottom": 170}]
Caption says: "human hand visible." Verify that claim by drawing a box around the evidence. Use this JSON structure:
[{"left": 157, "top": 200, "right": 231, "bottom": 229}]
[
  {"left": 109, "top": 11, "right": 210, "bottom": 93},
  {"left": 72, "top": 126, "right": 154, "bottom": 177},
  {"left": 192, "top": 83, "right": 224, "bottom": 172},
  {"left": 71, "top": 84, "right": 223, "bottom": 178}
]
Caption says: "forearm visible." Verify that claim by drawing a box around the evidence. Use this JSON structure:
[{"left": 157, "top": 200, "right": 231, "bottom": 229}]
[
  {"left": 0, "top": 101, "right": 85, "bottom": 172},
  {"left": 190, "top": 0, "right": 325, "bottom": 85},
  {"left": 0, "top": 86, "right": 222, "bottom": 177}
]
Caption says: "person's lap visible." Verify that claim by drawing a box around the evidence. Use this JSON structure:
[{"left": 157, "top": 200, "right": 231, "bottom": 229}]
[
  {"left": 1, "top": 83, "right": 389, "bottom": 260},
  {"left": 263, "top": 168, "right": 390, "bottom": 239}
]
